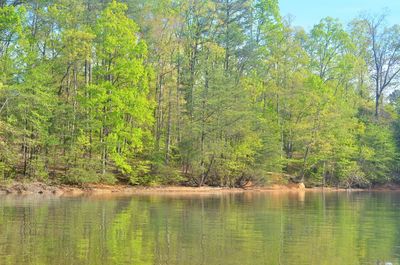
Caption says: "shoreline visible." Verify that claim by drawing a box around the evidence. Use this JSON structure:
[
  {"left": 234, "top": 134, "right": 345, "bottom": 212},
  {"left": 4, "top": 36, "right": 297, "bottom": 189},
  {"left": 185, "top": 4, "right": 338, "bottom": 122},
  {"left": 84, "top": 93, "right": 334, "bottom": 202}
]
[{"left": 0, "top": 181, "right": 398, "bottom": 197}]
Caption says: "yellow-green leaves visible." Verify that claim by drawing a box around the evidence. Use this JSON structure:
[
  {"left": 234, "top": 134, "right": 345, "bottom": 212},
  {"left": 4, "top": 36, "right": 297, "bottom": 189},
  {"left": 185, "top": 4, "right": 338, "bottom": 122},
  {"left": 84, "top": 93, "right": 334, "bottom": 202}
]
[
  {"left": 86, "top": 1, "right": 153, "bottom": 182},
  {"left": 62, "top": 30, "right": 95, "bottom": 61}
]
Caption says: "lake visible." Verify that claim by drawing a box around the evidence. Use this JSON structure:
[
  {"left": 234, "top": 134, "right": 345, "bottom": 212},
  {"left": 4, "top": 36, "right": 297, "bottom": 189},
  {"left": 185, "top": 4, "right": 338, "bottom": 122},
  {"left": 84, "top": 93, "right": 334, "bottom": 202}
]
[{"left": 0, "top": 191, "right": 399, "bottom": 265}]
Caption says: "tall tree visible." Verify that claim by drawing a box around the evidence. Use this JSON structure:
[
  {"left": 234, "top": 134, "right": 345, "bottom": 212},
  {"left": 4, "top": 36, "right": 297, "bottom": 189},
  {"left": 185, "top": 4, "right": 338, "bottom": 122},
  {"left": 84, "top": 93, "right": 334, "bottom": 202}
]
[{"left": 352, "top": 14, "right": 400, "bottom": 117}]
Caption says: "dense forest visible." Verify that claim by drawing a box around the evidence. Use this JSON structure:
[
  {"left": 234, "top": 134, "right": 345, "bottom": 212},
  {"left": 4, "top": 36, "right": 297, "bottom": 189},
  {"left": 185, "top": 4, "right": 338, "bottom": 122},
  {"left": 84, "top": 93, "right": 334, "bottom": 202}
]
[{"left": 1, "top": 0, "right": 400, "bottom": 188}]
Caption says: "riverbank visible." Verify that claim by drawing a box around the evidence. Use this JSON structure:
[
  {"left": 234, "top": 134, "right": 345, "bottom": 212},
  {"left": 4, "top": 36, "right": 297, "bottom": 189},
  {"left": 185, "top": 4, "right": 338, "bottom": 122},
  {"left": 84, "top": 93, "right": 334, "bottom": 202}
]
[
  {"left": 1, "top": 181, "right": 392, "bottom": 197},
  {"left": 0, "top": 182, "right": 246, "bottom": 196}
]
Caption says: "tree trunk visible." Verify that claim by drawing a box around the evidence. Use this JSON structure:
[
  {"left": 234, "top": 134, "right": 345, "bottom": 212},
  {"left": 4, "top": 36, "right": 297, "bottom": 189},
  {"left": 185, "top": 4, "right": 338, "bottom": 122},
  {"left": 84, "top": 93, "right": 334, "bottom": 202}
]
[
  {"left": 165, "top": 84, "right": 172, "bottom": 164},
  {"left": 375, "top": 86, "right": 380, "bottom": 117},
  {"left": 155, "top": 73, "right": 164, "bottom": 151}
]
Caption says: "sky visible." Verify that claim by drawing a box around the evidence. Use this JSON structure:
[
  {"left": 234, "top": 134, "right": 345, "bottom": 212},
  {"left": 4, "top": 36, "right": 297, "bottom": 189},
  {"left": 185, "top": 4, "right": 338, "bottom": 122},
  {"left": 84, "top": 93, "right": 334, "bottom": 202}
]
[{"left": 279, "top": 0, "right": 400, "bottom": 29}]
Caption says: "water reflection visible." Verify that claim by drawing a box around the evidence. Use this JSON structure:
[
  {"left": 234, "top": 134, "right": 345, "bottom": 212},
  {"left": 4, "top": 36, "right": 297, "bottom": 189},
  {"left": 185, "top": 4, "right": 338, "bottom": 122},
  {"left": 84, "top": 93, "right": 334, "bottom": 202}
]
[{"left": 0, "top": 192, "right": 400, "bottom": 265}]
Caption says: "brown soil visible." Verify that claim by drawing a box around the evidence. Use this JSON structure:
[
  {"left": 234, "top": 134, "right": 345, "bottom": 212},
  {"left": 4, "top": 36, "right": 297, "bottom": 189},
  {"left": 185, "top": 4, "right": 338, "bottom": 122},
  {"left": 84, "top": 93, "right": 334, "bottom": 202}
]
[
  {"left": 0, "top": 182, "right": 244, "bottom": 197},
  {"left": 0, "top": 181, "right": 387, "bottom": 197}
]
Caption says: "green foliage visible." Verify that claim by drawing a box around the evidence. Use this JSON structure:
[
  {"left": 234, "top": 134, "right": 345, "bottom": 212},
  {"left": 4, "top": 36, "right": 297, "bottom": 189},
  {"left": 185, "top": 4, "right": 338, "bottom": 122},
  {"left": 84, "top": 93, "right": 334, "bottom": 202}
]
[
  {"left": 63, "top": 167, "right": 100, "bottom": 185},
  {"left": 0, "top": 0, "right": 398, "bottom": 188},
  {"left": 359, "top": 120, "right": 397, "bottom": 183}
]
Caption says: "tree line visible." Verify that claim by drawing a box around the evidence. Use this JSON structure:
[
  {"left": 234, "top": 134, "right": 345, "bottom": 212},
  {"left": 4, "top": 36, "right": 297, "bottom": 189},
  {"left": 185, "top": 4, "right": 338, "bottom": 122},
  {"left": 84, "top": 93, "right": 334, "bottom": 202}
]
[{"left": 1, "top": 0, "right": 400, "bottom": 187}]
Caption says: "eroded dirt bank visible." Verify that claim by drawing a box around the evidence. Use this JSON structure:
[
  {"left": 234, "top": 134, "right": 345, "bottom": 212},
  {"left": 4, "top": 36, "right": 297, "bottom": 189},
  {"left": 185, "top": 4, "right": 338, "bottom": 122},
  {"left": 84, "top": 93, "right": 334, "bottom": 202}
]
[
  {"left": 0, "top": 181, "right": 383, "bottom": 197},
  {"left": 0, "top": 182, "right": 247, "bottom": 196}
]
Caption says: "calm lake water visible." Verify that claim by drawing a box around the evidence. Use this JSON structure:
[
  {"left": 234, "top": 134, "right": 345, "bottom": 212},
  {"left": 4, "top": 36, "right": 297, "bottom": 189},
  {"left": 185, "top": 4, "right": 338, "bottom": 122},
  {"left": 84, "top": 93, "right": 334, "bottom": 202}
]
[{"left": 0, "top": 192, "right": 400, "bottom": 265}]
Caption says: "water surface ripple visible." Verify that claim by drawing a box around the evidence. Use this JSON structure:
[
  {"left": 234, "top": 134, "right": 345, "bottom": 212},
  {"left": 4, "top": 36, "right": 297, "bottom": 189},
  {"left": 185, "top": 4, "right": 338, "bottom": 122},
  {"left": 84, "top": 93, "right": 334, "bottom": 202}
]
[{"left": 0, "top": 192, "right": 399, "bottom": 265}]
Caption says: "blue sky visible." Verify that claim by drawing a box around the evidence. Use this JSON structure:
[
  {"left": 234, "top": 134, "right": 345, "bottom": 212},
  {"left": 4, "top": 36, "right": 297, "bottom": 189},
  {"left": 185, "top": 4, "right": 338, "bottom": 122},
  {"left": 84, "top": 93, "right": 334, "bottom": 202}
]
[{"left": 279, "top": 0, "right": 400, "bottom": 29}]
